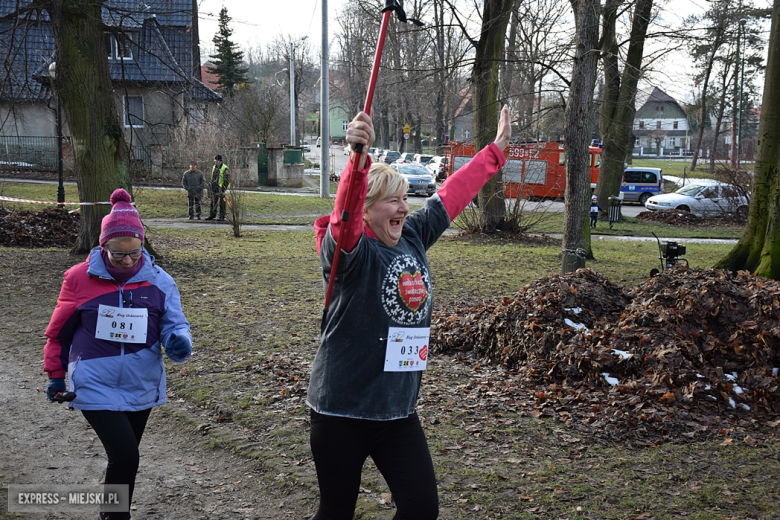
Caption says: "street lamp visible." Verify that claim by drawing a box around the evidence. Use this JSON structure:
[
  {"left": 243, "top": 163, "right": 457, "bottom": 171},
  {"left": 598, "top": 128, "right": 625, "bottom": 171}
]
[
  {"left": 737, "top": 18, "right": 747, "bottom": 167},
  {"left": 274, "top": 68, "right": 288, "bottom": 87},
  {"left": 290, "top": 36, "right": 308, "bottom": 146},
  {"left": 47, "top": 62, "right": 64, "bottom": 205}
]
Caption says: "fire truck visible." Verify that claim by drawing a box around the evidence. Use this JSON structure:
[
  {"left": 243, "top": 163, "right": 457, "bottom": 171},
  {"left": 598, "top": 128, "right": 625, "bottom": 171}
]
[{"left": 444, "top": 141, "right": 602, "bottom": 199}]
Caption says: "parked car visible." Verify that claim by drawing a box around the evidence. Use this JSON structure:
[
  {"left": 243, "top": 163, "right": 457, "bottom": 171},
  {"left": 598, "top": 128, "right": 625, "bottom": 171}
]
[
  {"left": 621, "top": 167, "right": 663, "bottom": 204},
  {"left": 426, "top": 156, "right": 446, "bottom": 181},
  {"left": 373, "top": 148, "right": 386, "bottom": 161},
  {"left": 343, "top": 144, "right": 352, "bottom": 155},
  {"left": 316, "top": 137, "right": 322, "bottom": 147},
  {"left": 379, "top": 150, "right": 402, "bottom": 164},
  {"left": 302, "top": 141, "right": 311, "bottom": 152},
  {"left": 368, "top": 147, "right": 378, "bottom": 158},
  {"left": 393, "top": 152, "right": 415, "bottom": 165},
  {"left": 412, "top": 154, "right": 433, "bottom": 167},
  {"left": 391, "top": 163, "right": 437, "bottom": 196},
  {"left": 645, "top": 182, "right": 749, "bottom": 218}
]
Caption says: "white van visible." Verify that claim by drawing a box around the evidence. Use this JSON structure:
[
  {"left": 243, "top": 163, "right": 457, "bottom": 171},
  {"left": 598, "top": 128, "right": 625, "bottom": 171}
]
[{"left": 621, "top": 167, "right": 663, "bottom": 204}]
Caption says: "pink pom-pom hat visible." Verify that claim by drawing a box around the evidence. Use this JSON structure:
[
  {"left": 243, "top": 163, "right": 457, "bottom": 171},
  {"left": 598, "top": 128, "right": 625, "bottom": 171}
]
[{"left": 99, "top": 188, "right": 144, "bottom": 245}]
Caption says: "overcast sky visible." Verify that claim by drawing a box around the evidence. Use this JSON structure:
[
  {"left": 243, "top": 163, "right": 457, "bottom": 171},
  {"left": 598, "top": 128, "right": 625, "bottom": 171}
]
[
  {"left": 197, "top": 0, "right": 349, "bottom": 55},
  {"left": 195, "top": 0, "right": 769, "bottom": 104}
]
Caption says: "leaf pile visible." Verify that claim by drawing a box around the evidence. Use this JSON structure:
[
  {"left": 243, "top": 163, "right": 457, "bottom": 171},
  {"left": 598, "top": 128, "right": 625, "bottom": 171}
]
[
  {"left": 0, "top": 207, "right": 80, "bottom": 248},
  {"left": 431, "top": 267, "right": 780, "bottom": 444},
  {"left": 637, "top": 208, "right": 704, "bottom": 226}
]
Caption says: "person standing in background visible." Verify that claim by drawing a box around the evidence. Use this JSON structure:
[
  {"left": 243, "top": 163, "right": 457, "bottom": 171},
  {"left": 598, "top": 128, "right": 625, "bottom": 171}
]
[
  {"left": 205, "top": 154, "right": 230, "bottom": 221},
  {"left": 182, "top": 162, "right": 206, "bottom": 220}
]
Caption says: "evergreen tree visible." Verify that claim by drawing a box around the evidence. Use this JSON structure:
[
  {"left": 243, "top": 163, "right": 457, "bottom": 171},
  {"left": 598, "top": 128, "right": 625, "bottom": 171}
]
[{"left": 209, "top": 7, "right": 249, "bottom": 96}]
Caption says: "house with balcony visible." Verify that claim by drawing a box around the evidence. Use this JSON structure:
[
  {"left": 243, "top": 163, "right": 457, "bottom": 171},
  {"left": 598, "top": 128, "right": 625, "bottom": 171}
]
[
  {"left": 632, "top": 87, "right": 690, "bottom": 157},
  {"left": 0, "top": 0, "right": 220, "bottom": 173}
]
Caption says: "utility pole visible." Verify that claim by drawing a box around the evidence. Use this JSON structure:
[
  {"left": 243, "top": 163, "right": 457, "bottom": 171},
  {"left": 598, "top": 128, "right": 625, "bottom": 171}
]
[{"left": 320, "top": 0, "right": 330, "bottom": 198}]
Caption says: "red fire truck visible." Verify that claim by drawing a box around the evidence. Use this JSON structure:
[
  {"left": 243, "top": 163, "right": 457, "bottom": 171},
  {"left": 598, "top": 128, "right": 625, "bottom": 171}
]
[{"left": 444, "top": 141, "right": 602, "bottom": 199}]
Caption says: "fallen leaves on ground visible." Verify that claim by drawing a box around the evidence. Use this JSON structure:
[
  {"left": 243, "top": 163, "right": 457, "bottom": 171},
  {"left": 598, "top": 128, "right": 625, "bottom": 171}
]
[
  {"left": 0, "top": 207, "right": 79, "bottom": 248},
  {"left": 637, "top": 209, "right": 704, "bottom": 226},
  {"left": 431, "top": 267, "right": 780, "bottom": 445},
  {"left": 636, "top": 208, "right": 744, "bottom": 227}
]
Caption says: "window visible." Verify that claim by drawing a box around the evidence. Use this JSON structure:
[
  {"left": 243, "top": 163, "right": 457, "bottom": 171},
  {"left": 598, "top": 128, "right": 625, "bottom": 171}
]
[
  {"left": 342, "top": 120, "right": 349, "bottom": 131},
  {"left": 105, "top": 32, "right": 136, "bottom": 60},
  {"left": 638, "top": 121, "right": 645, "bottom": 129},
  {"left": 624, "top": 171, "right": 641, "bottom": 183},
  {"left": 669, "top": 138, "right": 676, "bottom": 147},
  {"left": 655, "top": 105, "right": 664, "bottom": 115},
  {"left": 124, "top": 96, "right": 144, "bottom": 127},
  {"left": 524, "top": 160, "right": 547, "bottom": 184},
  {"left": 673, "top": 121, "right": 679, "bottom": 129},
  {"left": 656, "top": 121, "right": 661, "bottom": 130}
]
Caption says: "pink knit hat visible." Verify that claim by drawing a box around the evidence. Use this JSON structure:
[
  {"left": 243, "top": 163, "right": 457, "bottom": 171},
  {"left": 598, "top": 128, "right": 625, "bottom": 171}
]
[{"left": 99, "top": 189, "right": 144, "bottom": 245}]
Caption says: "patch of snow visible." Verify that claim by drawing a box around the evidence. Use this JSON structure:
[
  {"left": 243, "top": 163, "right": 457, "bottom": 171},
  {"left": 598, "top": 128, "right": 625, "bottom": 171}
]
[
  {"left": 564, "top": 318, "right": 588, "bottom": 333},
  {"left": 601, "top": 373, "right": 619, "bottom": 386}
]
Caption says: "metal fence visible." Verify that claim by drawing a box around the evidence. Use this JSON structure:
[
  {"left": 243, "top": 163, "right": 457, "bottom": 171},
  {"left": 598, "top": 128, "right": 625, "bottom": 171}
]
[
  {"left": 0, "top": 136, "right": 58, "bottom": 170},
  {"left": 128, "top": 145, "right": 152, "bottom": 173}
]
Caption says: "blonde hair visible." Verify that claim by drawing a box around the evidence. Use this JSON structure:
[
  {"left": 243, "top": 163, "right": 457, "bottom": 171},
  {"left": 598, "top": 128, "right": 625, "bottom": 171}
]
[{"left": 364, "top": 163, "right": 409, "bottom": 209}]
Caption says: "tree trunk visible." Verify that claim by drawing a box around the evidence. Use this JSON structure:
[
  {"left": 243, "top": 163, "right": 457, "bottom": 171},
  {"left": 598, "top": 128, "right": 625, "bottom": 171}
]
[
  {"left": 473, "top": 0, "right": 514, "bottom": 232},
  {"left": 714, "top": 0, "right": 780, "bottom": 280},
  {"left": 690, "top": 67, "right": 712, "bottom": 172},
  {"left": 595, "top": 0, "right": 653, "bottom": 215},
  {"left": 562, "top": 0, "right": 600, "bottom": 251},
  {"left": 47, "top": 0, "right": 131, "bottom": 253}
]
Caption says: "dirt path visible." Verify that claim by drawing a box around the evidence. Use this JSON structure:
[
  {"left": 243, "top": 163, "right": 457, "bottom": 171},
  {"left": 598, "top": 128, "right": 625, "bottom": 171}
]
[
  {"left": 0, "top": 337, "right": 320, "bottom": 520},
  {"left": 0, "top": 247, "right": 321, "bottom": 520}
]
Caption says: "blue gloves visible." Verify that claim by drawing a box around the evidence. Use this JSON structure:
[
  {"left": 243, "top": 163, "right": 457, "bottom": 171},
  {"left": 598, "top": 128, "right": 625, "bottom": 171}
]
[
  {"left": 166, "top": 333, "right": 192, "bottom": 362},
  {"left": 46, "top": 378, "right": 66, "bottom": 401}
]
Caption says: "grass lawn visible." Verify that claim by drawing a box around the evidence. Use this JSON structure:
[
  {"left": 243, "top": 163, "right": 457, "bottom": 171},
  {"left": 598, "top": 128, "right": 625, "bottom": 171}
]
[{"left": 0, "top": 181, "right": 335, "bottom": 224}]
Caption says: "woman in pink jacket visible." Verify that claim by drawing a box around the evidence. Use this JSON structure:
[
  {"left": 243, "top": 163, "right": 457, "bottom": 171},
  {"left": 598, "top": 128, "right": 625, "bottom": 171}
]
[{"left": 308, "top": 106, "right": 511, "bottom": 519}]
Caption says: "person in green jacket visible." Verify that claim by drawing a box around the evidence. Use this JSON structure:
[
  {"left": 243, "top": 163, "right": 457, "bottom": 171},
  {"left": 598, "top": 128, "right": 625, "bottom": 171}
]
[{"left": 205, "top": 154, "right": 230, "bottom": 221}]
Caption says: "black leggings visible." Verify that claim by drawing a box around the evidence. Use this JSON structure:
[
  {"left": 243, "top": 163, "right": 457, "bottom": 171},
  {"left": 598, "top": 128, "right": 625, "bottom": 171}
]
[
  {"left": 310, "top": 410, "right": 439, "bottom": 520},
  {"left": 82, "top": 409, "right": 152, "bottom": 520}
]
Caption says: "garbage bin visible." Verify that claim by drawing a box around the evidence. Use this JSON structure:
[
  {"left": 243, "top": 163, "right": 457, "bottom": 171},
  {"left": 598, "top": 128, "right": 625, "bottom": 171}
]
[
  {"left": 256, "top": 143, "right": 268, "bottom": 186},
  {"left": 283, "top": 148, "right": 302, "bottom": 165},
  {"left": 562, "top": 248, "right": 586, "bottom": 274},
  {"left": 607, "top": 196, "right": 622, "bottom": 229}
]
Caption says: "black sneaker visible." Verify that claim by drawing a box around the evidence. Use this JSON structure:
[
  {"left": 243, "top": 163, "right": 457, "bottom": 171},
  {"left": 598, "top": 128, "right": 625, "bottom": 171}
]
[
  {"left": 217, "top": 217, "right": 225, "bottom": 221},
  {"left": 196, "top": 216, "right": 201, "bottom": 220},
  {"left": 204, "top": 216, "right": 215, "bottom": 221},
  {"left": 188, "top": 216, "right": 194, "bottom": 220}
]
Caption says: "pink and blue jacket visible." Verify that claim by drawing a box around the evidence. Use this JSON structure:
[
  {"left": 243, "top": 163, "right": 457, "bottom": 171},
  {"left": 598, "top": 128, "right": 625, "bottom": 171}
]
[{"left": 43, "top": 247, "right": 190, "bottom": 411}]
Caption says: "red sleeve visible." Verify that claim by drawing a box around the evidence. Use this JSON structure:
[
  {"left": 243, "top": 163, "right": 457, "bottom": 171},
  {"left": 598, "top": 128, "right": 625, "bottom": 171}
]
[
  {"left": 43, "top": 268, "right": 79, "bottom": 379},
  {"left": 436, "top": 143, "right": 507, "bottom": 221},
  {"left": 315, "top": 155, "right": 372, "bottom": 254}
]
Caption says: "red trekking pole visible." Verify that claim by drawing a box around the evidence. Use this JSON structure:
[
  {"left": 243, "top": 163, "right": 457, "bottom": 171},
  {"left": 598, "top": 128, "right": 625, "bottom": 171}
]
[{"left": 323, "top": 0, "right": 422, "bottom": 311}]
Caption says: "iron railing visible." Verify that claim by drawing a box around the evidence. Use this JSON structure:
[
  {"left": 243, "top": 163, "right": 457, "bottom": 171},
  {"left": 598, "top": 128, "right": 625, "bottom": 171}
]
[{"left": 0, "top": 136, "right": 59, "bottom": 170}]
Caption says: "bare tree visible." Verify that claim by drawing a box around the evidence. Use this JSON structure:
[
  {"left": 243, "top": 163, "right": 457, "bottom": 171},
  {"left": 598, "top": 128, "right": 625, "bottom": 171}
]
[
  {"left": 714, "top": 0, "right": 780, "bottom": 280},
  {"left": 594, "top": 0, "right": 653, "bottom": 215},
  {"left": 561, "top": 0, "right": 600, "bottom": 252}
]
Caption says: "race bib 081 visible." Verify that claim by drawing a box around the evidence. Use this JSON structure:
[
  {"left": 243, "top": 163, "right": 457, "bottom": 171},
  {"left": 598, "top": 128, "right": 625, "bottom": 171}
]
[{"left": 95, "top": 304, "right": 148, "bottom": 343}]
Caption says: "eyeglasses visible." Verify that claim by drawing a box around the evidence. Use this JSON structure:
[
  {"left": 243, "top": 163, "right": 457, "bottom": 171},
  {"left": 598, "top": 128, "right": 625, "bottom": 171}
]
[{"left": 106, "top": 248, "right": 143, "bottom": 260}]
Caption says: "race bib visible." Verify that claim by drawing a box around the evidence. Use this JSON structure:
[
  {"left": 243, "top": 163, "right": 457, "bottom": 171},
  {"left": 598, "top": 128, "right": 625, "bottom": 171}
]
[
  {"left": 95, "top": 304, "right": 148, "bottom": 343},
  {"left": 384, "top": 327, "right": 429, "bottom": 372}
]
